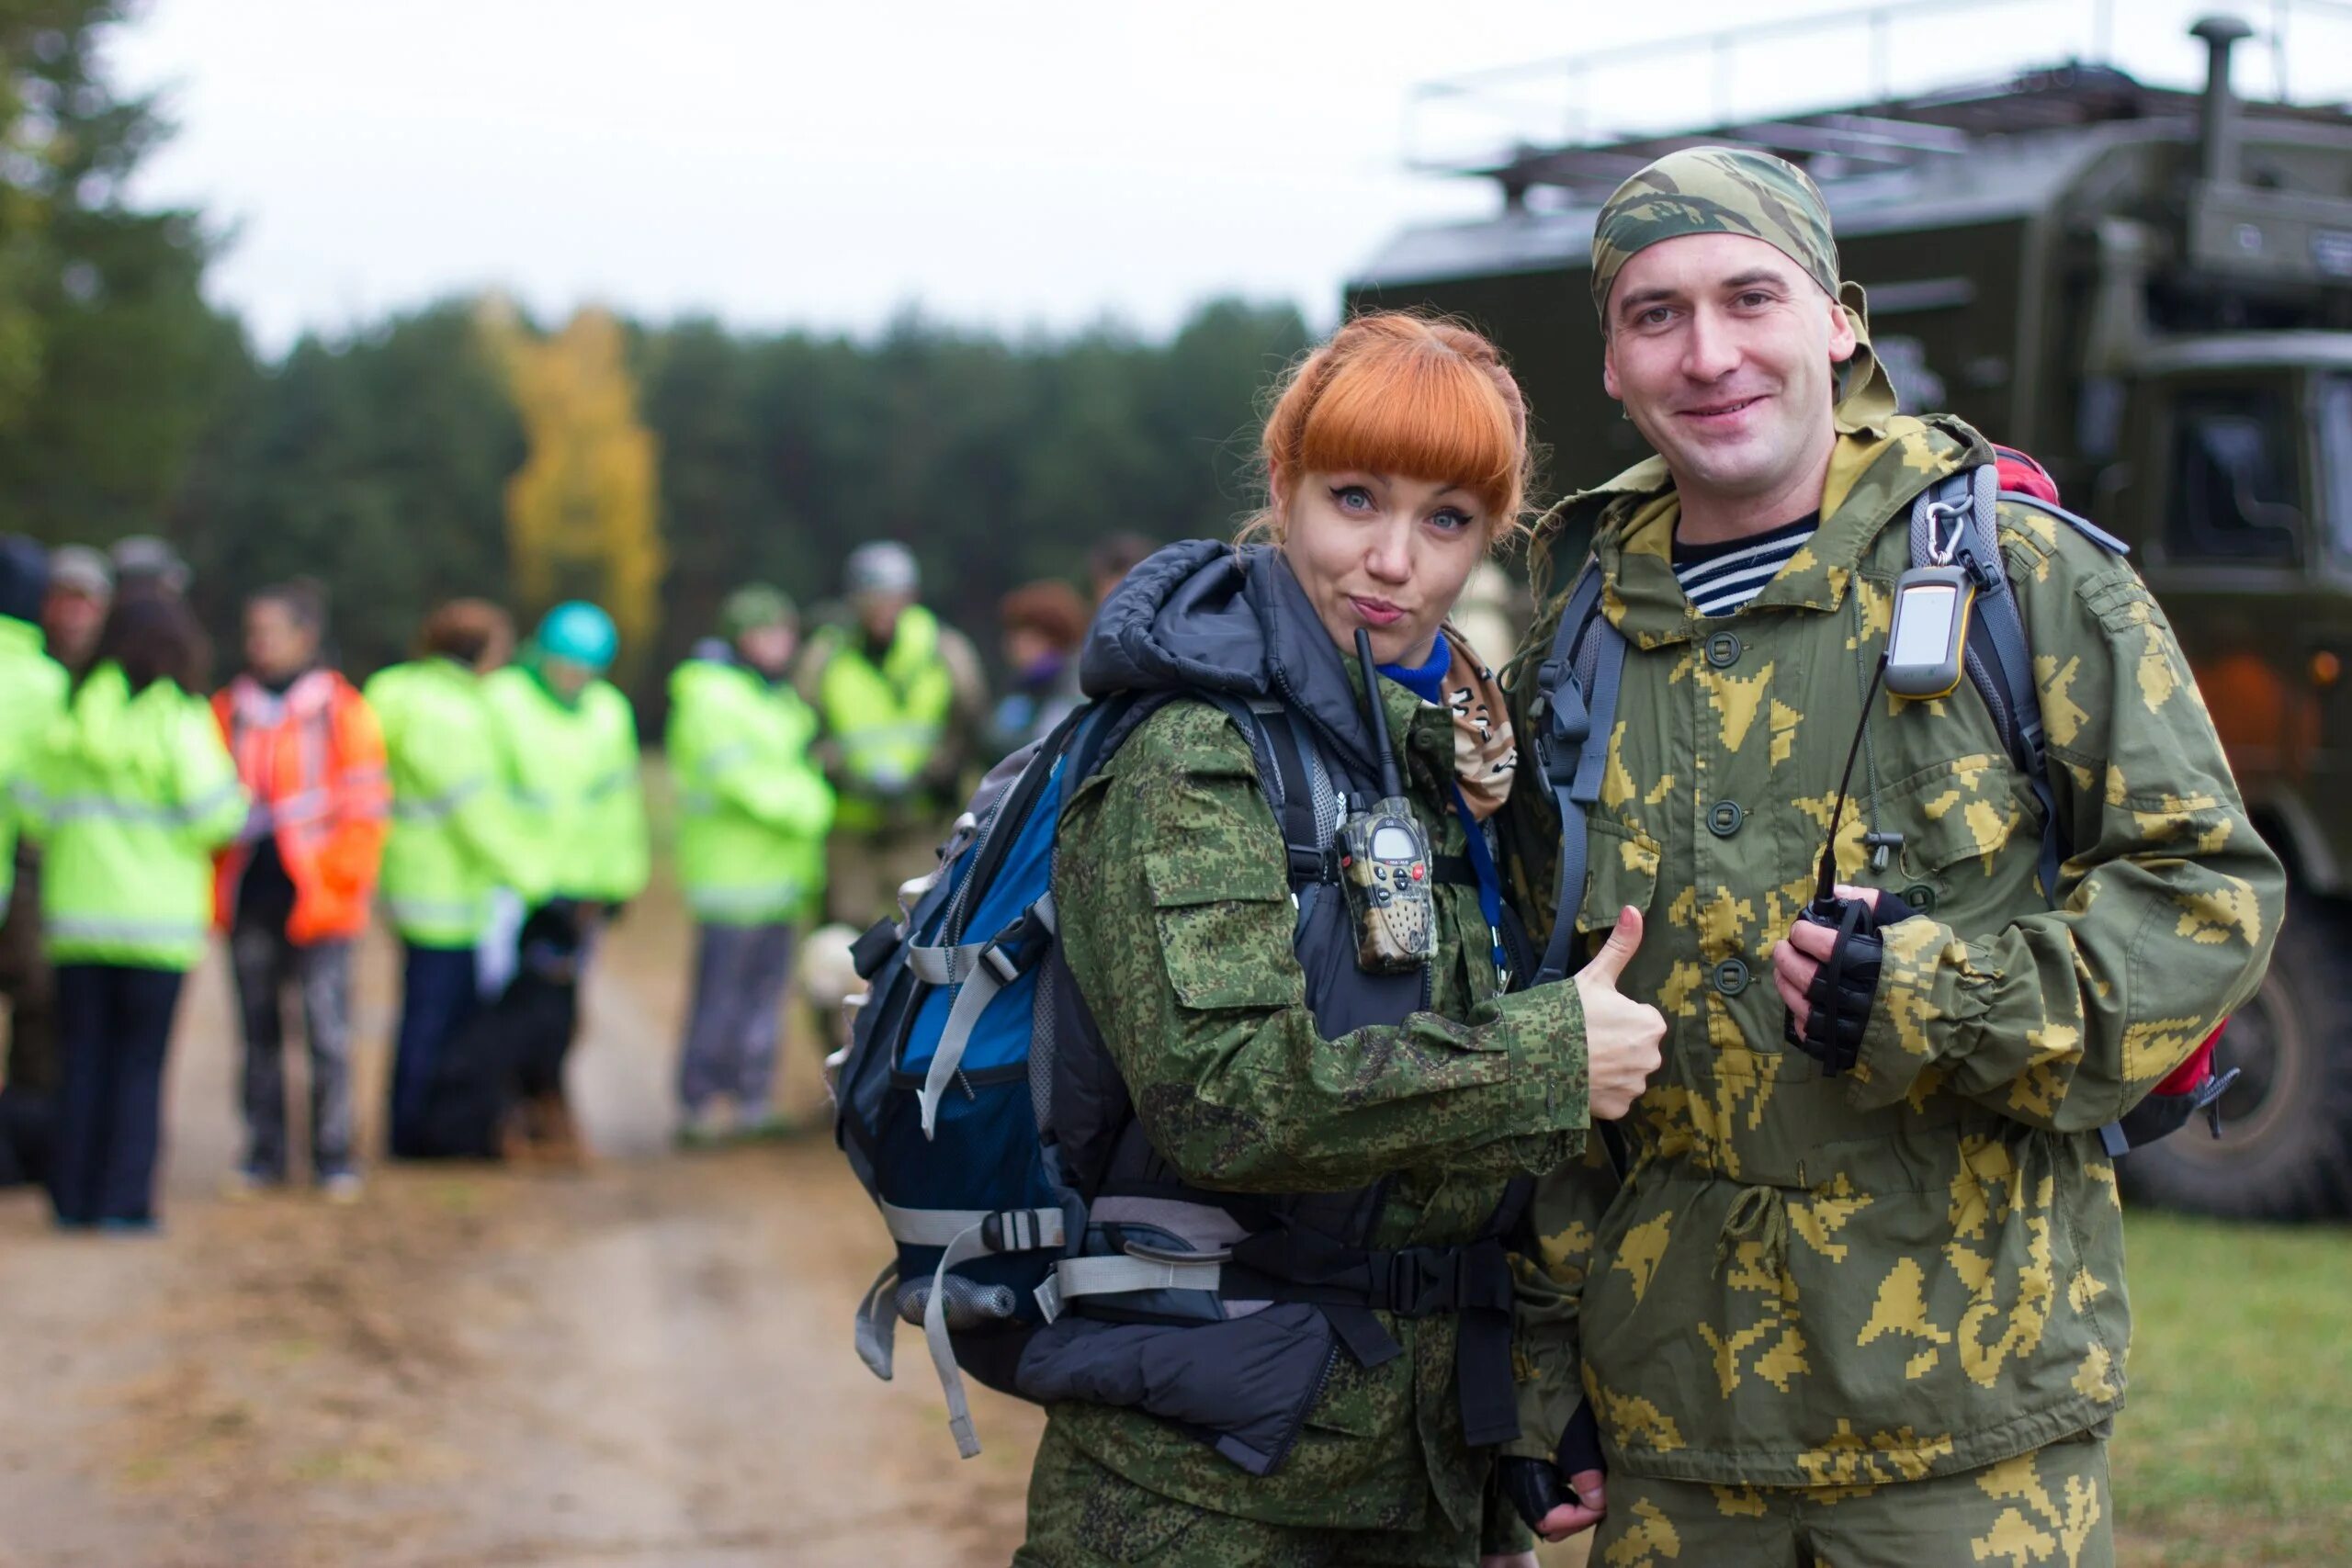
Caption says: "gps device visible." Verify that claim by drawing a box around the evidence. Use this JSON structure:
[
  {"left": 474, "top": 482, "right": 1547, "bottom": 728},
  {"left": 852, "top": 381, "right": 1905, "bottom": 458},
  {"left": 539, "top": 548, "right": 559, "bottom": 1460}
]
[
  {"left": 1339, "top": 628, "right": 1437, "bottom": 975},
  {"left": 1883, "top": 565, "right": 1975, "bottom": 699}
]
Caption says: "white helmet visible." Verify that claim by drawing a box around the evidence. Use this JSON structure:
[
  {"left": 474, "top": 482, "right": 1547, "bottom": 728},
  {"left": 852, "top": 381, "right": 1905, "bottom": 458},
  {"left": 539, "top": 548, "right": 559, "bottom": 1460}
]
[{"left": 843, "top": 540, "right": 920, "bottom": 598}]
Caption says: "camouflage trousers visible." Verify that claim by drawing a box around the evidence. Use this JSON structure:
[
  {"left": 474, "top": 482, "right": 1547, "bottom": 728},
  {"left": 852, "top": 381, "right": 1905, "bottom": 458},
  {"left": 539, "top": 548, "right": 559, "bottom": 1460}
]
[
  {"left": 1015, "top": 1421, "right": 1483, "bottom": 1568},
  {"left": 1591, "top": 1431, "right": 2111, "bottom": 1568}
]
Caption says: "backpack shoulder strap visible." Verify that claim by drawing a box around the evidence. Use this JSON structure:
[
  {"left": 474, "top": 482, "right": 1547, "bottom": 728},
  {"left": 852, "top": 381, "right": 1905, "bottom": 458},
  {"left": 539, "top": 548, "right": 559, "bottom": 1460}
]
[
  {"left": 1916, "top": 466, "right": 2064, "bottom": 902},
  {"left": 1917, "top": 465, "right": 2142, "bottom": 1154},
  {"left": 1204, "top": 694, "right": 1331, "bottom": 891},
  {"left": 1530, "top": 561, "right": 1625, "bottom": 986},
  {"left": 1910, "top": 463, "right": 2129, "bottom": 904}
]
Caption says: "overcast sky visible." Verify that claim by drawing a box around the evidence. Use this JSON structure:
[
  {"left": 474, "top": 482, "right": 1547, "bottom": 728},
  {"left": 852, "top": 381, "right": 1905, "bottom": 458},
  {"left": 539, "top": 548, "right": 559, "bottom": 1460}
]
[{"left": 107, "top": 0, "right": 2349, "bottom": 355}]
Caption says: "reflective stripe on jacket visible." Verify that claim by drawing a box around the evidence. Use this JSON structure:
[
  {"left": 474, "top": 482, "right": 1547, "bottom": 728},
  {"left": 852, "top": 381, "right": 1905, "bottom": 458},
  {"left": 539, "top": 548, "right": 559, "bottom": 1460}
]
[
  {"left": 481, "top": 664, "right": 648, "bottom": 905},
  {"left": 0, "top": 615, "right": 67, "bottom": 913},
  {"left": 666, "top": 654, "right": 833, "bottom": 925},
  {"left": 17, "top": 663, "right": 248, "bottom": 970},
  {"left": 368, "top": 659, "right": 545, "bottom": 946},
  {"left": 212, "top": 669, "right": 390, "bottom": 942},
  {"left": 812, "top": 604, "right": 953, "bottom": 830}
]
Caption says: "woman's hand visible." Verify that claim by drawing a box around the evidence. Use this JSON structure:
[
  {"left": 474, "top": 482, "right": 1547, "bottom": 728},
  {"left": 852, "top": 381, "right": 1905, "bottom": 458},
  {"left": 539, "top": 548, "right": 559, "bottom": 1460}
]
[{"left": 1575, "top": 906, "right": 1665, "bottom": 1120}]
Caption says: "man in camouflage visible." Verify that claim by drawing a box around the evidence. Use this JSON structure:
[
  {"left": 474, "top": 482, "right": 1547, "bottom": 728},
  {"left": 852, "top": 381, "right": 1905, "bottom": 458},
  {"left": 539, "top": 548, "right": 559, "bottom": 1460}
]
[{"left": 1498, "top": 148, "right": 2284, "bottom": 1565}]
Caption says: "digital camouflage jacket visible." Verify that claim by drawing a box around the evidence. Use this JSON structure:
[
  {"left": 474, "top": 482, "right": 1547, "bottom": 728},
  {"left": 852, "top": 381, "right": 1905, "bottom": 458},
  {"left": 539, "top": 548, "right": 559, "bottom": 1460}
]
[
  {"left": 1498, "top": 413, "right": 2284, "bottom": 1488},
  {"left": 1050, "top": 676, "right": 1594, "bottom": 1536}
]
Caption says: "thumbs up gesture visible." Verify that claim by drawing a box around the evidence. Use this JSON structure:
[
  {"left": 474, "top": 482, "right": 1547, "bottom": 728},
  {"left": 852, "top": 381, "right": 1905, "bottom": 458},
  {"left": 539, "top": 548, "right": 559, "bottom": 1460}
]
[{"left": 1575, "top": 907, "right": 1666, "bottom": 1121}]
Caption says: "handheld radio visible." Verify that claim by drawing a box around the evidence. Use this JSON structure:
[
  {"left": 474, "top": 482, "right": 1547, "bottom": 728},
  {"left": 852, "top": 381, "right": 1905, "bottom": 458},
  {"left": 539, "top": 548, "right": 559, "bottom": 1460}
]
[{"left": 1339, "top": 628, "right": 1438, "bottom": 975}]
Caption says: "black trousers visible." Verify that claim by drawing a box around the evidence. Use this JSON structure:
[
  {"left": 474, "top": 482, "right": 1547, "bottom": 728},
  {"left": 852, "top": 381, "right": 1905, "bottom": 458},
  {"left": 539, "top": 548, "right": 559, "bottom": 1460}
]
[{"left": 50, "top": 963, "right": 185, "bottom": 1225}]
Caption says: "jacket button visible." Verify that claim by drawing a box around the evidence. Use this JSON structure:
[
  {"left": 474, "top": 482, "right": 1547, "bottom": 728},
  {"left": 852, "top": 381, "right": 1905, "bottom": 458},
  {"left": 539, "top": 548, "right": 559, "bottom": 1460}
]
[
  {"left": 1903, "top": 883, "right": 1938, "bottom": 914},
  {"left": 1707, "top": 800, "right": 1746, "bottom": 838},
  {"left": 1713, "top": 958, "right": 1750, "bottom": 996},
  {"left": 1705, "top": 631, "right": 1742, "bottom": 669}
]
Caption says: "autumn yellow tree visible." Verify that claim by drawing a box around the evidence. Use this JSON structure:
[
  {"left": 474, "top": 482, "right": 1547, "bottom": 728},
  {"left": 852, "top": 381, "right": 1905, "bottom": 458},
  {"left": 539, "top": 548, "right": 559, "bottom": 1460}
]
[{"left": 478, "top": 297, "right": 664, "bottom": 671}]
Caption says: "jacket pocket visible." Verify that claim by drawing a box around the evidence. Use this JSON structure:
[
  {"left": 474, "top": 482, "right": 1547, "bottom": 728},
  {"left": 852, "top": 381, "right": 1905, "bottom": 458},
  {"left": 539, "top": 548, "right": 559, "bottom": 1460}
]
[
  {"left": 1143, "top": 838, "right": 1297, "bottom": 1014},
  {"left": 1876, "top": 753, "right": 2046, "bottom": 919},
  {"left": 1574, "top": 820, "right": 1662, "bottom": 937}
]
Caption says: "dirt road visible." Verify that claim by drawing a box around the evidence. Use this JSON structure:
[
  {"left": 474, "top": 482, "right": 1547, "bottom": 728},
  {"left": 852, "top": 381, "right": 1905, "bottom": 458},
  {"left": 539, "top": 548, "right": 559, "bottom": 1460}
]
[{"left": 0, "top": 881, "right": 1044, "bottom": 1567}]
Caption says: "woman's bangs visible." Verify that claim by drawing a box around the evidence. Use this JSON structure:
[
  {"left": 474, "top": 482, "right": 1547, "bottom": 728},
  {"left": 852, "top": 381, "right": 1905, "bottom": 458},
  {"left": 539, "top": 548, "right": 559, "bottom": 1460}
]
[{"left": 1295, "top": 346, "right": 1518, "bottom": 517}]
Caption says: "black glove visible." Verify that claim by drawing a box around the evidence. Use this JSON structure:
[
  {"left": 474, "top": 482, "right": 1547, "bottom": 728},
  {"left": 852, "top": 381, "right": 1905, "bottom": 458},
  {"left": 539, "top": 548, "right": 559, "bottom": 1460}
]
[
  {"left": 1497, "top": 1458, "right": 1570, "bottom": 1534},
  {"left": 1498, "top": 1403, "right": 1607, "bottom": 1532},
  {"left": 1784, "top": 889, "right": 1919, "bottom": 1075}
]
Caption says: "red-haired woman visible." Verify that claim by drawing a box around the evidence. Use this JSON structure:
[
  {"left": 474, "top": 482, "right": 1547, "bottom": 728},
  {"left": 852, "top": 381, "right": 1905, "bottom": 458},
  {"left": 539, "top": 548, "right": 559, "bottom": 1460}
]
[{"left": 1016, "top": 314, "right": 1664, "bottom": 1564}]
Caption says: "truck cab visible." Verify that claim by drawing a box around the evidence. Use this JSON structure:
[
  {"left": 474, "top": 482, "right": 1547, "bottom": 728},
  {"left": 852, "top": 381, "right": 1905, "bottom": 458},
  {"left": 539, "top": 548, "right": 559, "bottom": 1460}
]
[{"left": 2096, "top": 337, "right": 2352, "bottom": 1213}]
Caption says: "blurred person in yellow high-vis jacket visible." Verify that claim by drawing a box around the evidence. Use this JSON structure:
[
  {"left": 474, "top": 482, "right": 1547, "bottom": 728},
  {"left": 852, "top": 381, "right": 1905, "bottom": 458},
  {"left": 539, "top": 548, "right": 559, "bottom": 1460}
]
[
  {"left": 667, "top": 585, "right": 832, "bottom": 1144},
  {"left": 17, "top": 592, "right": 244, "bottom": 1230},
  {"left": 481, "top": 601, "right": 647, "bottom": 1164}
]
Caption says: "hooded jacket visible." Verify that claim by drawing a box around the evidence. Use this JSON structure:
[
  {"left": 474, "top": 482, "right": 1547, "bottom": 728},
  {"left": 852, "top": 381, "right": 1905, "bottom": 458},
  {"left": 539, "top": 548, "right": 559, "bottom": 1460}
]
[
  {"left": 17, "top": 663, "right": 247, "bottom": 969},
  {"left": 1501, "top": 415, "right": 2283, "bottom": 1487},
  {"left": 0, "top": 615, "right": 66, "bottom": 913},
  {"left": 666, "top": 643, "right": 833, "bottom": 924},
  {"left": 481, "top": 662, "right": 648, "bottom": 907},
  {"left": 1033, "top": 541, "right": 1594, "bottom": 1534},
  {"left": 367, "top": 658, "right": 546, "bottom": 946}
]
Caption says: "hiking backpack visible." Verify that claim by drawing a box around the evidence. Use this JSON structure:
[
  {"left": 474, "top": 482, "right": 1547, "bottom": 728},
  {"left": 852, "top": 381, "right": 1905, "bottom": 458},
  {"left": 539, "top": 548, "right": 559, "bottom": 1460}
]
[
  {"left": 831, "top": 689, "right": 1531, "bottom": 1463},
  {"left": 1528, "top": 448, "right": 2234, "bottom": 1153}
]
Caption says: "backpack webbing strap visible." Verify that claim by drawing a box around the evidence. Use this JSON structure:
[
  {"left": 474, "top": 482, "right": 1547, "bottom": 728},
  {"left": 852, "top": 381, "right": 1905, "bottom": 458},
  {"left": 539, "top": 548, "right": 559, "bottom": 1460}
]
[
  {"left": 913, "top": 894, "right": 1057, "bottom": 1138},
  {"left": 1049, "top": 1229, "right": 1523, "bottom": 1447},
  {"left": 855, "top": 1202, "right": 1069, "bottom": 1459},
  {"left": 1532, "top": 566, "right": 1625, "bottom": 986}
]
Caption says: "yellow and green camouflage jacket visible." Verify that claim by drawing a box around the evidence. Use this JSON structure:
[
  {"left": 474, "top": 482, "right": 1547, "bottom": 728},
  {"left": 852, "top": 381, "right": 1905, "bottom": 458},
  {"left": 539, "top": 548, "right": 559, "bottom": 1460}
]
[
  {"left": 1498, "top": 413, "right": 2284, "bottom": 1488},
  {"left": 1050, "top": 685, "right": 1593, "bottom": 1535}
]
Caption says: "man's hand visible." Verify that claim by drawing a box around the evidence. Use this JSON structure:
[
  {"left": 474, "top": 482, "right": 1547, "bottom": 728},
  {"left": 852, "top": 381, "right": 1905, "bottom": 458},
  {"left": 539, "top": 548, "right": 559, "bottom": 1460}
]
[
  {"left": 1576, "top": 906, "right": 1665, "bottom": 1120},
  {"left": 1770, "top": 884, "right": 1916, "bottom": 1039},
  {"left": 1497, "top": 1456, "right": 1608, "bottom": 1543}
]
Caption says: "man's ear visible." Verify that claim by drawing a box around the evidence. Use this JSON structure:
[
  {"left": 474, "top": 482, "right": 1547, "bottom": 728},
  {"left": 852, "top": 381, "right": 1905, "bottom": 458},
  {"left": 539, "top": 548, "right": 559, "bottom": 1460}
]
[
  {"left": 1826, "top": 291, "right": 1859, "bottom": 366},
  {"left": 1602, "top": 333, "right": 1623, "bottom": 400}
]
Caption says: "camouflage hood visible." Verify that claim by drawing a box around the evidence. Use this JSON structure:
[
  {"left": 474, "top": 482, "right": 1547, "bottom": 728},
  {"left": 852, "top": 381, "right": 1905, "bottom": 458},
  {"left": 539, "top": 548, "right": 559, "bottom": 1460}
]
[{"left": 1080, "top": 538, "right": 1390, "bottom": 785}]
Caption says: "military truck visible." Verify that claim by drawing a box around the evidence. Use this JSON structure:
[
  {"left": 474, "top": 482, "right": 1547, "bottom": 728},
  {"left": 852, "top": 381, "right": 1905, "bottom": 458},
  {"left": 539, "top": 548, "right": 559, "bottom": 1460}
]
[{"left": 1351, "top": 14, "right": 2352, "bottom": 1219}]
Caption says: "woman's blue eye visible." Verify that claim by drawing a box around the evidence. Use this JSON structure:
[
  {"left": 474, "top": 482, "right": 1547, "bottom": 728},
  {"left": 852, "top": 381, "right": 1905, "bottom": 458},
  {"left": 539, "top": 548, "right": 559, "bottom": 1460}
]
[
  {"left": 1331, "top": 485, "right": 1374, "bottom": 512},
  {"left": 1430, "top": 509, "right": 1474, "bottom": 533}
]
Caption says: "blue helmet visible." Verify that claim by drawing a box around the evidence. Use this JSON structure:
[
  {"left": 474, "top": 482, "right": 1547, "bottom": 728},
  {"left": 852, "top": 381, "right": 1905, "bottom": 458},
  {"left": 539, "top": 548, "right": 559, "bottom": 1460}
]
[{"left": 536, "top": 601, "right": 618, "bottom": 671}]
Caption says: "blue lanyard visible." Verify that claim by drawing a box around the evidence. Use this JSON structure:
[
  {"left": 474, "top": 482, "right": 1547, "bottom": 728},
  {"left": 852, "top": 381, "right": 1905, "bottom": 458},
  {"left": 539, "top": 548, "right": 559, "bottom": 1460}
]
[{"left": 1450, "top": 785, "right": 1510, "bottom": 984}]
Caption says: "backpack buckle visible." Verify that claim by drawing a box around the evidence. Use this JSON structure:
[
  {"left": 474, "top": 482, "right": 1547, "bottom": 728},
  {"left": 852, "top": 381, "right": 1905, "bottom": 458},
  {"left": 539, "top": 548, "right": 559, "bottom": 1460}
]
[
  {"left": 978, "top": 901, "right": 1054, "bottom": 985},
  {"left": 1381, "top": 1247, "right": 1460, "bottom": 1316}
]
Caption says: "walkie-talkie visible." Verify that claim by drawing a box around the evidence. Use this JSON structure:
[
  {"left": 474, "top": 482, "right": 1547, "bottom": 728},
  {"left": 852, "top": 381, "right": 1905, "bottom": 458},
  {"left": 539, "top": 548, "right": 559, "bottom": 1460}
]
[
  {"left": 1338, "top": 628, "right": 1437, "bottom": 975},
  {"left": 1785, "top": 655, "right": 1909, "bottom": 1075}
]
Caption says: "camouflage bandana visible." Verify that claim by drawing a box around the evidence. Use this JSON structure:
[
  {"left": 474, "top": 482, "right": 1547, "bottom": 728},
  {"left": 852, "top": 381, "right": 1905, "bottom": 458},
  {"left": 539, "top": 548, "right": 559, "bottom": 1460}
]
[
  {"left": 1589, "top": 146, "right": 1898, "bottom": 434},
  {"left": 1437, "top": 626, "right": 1516, "bottom": 821}
]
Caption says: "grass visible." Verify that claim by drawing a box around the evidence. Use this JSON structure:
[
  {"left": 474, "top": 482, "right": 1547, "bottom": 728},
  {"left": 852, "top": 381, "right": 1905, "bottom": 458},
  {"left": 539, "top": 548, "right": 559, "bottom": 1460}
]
[{"left": 2112, "top": 1210, "right": 2352, "bottom": 1565}]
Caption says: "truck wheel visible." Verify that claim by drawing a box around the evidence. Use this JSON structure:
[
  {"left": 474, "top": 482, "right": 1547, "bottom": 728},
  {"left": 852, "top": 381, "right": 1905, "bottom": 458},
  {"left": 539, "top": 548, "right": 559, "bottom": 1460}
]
[{"left": 2120, "top": 890, "right": 2352, "bottom": 1220}]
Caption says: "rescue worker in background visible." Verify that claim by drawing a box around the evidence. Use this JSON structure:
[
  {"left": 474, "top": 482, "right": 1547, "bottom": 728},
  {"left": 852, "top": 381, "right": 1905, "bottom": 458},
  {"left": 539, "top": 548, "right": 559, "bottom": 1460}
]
[
  {"left": 1498, "top": 148, "right": 2285, "bottom": 1562},
  {"left": 0, "top": 538, "right": 67, "bottom": 1188},
  {"left": 483, "top": 601, "right": 648, "bottom": 1165},
  {"left": 1085, "top": 532, "right": 1158, "bottom": 609},
  {"left": 989, "top": 578, "right": 1088, "bottom": 756},
  {"left": 3, "top": 544, "right": 109, "bottom": 1185},
  {"left": 1018, "top": 314, "right": 1662, "bottom": 1567},
  {"left": 213, "top": 581, "right": 388, "bottom": 1201},
  {"left": 17, "top": 593, "right": 244, "bottom": 1230},
  {"left": 666, "top": 584, "right": 834, "bottom": 1145},
  {"left": 40, "top": 546, "right": 111, "bottom": 678},
  {"left": 368, "top": 602, "right": 544, "bottom": 1159},
  {"left": 797, "top": 541, "right": 987, "bottom": 931}
]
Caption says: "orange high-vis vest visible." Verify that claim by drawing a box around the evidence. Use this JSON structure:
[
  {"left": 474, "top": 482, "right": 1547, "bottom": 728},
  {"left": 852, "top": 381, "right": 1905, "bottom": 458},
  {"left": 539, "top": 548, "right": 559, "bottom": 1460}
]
[{"left": 212, "top": 669, "right": 390, "bottom": 943}]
